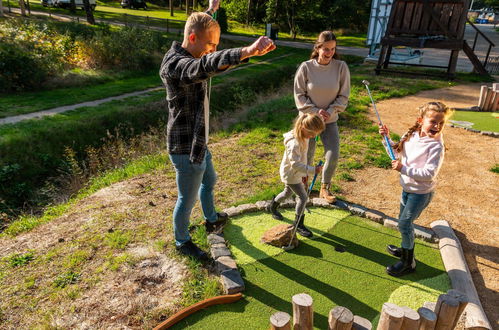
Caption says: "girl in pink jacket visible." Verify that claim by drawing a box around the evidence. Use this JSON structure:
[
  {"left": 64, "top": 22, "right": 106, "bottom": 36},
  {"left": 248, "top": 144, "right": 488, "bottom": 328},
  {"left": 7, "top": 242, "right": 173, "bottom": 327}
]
[
  {"left": 267, "top": 113, "right": 324, "bottom": 237},
  {"left": 379, "top": 102, "right": 452, "bottom": 277}
]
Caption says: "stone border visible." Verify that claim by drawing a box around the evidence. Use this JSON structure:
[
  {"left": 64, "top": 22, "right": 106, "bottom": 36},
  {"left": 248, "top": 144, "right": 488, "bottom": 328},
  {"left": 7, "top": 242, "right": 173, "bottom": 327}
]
[
  {"left": 448, "top": 123, "right": 499, "bottom": 138},
  {"left": 212, "top": 198, "right": 438, "bottom": 294}
]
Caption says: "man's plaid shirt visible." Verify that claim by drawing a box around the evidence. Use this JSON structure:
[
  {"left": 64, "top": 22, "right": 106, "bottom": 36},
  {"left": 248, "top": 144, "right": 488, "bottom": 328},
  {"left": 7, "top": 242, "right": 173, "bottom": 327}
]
[{"left": 160, "top": 41, "right": 244, "bottom": 164}]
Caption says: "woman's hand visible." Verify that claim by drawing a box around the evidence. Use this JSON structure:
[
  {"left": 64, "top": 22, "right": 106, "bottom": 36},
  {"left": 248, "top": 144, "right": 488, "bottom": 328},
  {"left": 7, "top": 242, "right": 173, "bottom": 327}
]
[
  {"left": 318, "top": 109, "right": 330, "bottom": 121},
  {"left": 379, "top": 124, "right": 390, "bottom": 136},
  {"left": 391, "top": 160, "right": 402, "bottom": 172},
  {"left": 315, "top": 165, "right": 323, "bottom": 174}
]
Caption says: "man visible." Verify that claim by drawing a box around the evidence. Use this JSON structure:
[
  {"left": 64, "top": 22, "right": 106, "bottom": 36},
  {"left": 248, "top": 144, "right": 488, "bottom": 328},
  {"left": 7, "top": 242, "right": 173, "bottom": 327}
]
[{"left": 160, "top": 0, "right": 276, "bottom": 261}]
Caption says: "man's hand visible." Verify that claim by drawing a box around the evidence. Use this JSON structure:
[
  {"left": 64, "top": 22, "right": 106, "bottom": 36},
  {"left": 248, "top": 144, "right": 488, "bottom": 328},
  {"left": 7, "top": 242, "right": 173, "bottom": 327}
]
[
  {"left": 241, "top": 36, "right": 276, "bottom": 60},
  {"left": 208, "top": 0, "right": 220, "bottom": 13}
]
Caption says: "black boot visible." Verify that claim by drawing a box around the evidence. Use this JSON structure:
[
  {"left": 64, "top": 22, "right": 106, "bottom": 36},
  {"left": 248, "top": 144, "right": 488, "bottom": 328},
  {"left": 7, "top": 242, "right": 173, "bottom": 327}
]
[
  {"left": 267, "top": 197, "right": 283, "bottom": 220},
  {"left": 295, "top": 214, "right": 313, "bottom": 238},
  {"left": 386, "top": 248, "right": 416, "bottom": 277},
  {"left": 387, "top": 244, "right": 402, "bottom": 258}
]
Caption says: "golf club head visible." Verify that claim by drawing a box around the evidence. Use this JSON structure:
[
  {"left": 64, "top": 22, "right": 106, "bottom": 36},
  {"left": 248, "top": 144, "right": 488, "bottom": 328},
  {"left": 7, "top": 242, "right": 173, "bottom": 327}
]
[{"left": 362, "top": 79, "right": 370, "bottom": 86}]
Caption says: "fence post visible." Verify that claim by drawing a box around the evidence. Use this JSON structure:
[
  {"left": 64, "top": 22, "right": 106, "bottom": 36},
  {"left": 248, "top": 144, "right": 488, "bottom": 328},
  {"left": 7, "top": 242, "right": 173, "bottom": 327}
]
[
  {"left": 270, "top": 311, "right": 291, "bottom": 330},
  {"left": 292, "top": 293, "right": 313, "bottom": 330},
  {"left": 328, "top": 306, "right": 354, "bottom": 330},
  {"left": 352, "top": 315, "right": 372, "bottom": 330},
  {"left": 446, "top": 290, "right": 468, "bottom": 329},
  {"left": 418, "top": 307, "right": 437, "bottom": 330},
  {"left": 377, "top": 303, "right": 404, "bottom": 330},
  {"left": 400, "top": 306, "right": 420, "bottom": 330}
]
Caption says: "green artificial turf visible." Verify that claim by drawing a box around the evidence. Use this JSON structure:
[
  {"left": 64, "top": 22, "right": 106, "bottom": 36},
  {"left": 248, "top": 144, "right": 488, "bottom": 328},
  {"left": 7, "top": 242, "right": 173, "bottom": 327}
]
[
  {"left": 449, "top": 111, "right": 499, "bottom": 132},
  {"left": 171, "top": 209, "right": 449, "bottom": 329}
]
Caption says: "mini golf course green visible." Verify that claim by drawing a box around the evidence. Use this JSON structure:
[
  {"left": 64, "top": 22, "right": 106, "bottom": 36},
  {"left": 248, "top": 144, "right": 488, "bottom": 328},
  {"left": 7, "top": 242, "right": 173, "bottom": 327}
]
[
  {"left": 172, "top": 208, "right": 450, "bottom": 329},
  {"left": 450, "top": 111, "right": 499, "bottom": 132}
]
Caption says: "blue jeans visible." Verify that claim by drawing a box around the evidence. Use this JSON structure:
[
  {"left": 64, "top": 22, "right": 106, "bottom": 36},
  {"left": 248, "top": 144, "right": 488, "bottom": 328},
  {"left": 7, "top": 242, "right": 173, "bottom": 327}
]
[
  {"left": 398, "top": 191, "right": 434, "bottom": 249},
  {"left": 169, "top": 149, "right": 218, "bottom": 246}
]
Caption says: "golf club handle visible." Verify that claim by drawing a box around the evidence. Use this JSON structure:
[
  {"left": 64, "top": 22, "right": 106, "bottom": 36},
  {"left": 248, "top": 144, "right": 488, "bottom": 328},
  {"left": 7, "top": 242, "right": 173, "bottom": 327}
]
[
  {"left": 384, "top": 135, "right": 396, "bottom": 160},
  {"left": 308, "top": 160, "right": 323, "bottom": 191}
]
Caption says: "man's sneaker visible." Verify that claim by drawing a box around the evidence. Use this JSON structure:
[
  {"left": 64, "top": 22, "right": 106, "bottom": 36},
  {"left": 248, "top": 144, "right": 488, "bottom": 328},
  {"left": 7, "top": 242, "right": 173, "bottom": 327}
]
[
  {"left": 176, "top": 240, "right": 209, "bottom": 261},
  {"left": 205, "top": 212, "right": 228, "bottom": 233}
]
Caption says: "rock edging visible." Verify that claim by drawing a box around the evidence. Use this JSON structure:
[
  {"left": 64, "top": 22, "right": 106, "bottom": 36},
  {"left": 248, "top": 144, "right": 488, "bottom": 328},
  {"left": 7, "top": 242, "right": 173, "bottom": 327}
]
[{"left": 449, "top": 124, "right": 499, "bottom": 138}]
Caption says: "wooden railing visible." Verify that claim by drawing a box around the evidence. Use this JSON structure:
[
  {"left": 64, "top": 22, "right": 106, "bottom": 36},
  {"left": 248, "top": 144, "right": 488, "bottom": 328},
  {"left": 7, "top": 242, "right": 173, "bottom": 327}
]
[{"left": 467, "top": 19, "right": 496, "bottom": 70}]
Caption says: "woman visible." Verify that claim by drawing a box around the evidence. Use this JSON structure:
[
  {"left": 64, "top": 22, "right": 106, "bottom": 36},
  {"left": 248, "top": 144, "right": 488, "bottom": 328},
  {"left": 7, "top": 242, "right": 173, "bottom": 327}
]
[{"left": 293, "top": 30, "right": 351, "bottom": 203}]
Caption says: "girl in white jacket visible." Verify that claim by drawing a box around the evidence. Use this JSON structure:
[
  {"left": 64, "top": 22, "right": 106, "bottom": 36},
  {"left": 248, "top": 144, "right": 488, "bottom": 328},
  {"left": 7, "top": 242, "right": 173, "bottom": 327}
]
[
  {"left": 379, "top": 101, "right": 452, "bottom": 277},
  {"left": 267, "top": 113, "right": 325, "bottom": 237}
]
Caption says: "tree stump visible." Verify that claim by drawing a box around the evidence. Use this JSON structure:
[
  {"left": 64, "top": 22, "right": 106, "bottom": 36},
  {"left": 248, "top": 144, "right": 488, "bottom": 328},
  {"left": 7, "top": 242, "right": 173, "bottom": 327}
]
[
  {"left": 328, "top": 306, "right": 354, "bottom": 330},
  {"left": 292, "top": 293, "right": 314, "bottom": 330},
  {"left": 434, "top": 294, "right": 459, "bottom": 330},
  {"left": 401, "top": 306, "right": 420, "bottom": 330},
  {"left": 418, "top": 307, "right": 437, "bottom": 330},
  {"left": 446, "top": 289, "right": 468, "bottom": 329},
  {"left": 270, "top": 311, "right": 291, "bottom": 330},
  {"left": 352, "top": 315, "right": 372, "bottom": 330},
  {"left": 377, "top": 303, "right": 404, "bottom": 330}
]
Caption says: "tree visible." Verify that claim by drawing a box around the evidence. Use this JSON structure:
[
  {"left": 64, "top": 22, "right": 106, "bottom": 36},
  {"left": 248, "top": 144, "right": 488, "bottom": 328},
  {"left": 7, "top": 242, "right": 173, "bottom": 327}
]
[
  {"left": 246, "top": 0, "right": 251, "bottom": 25},
  {"left": 170, "top": 0, "right": 174, "bottom": 16},
  {"left": 70, "top": 0, "right": 76, "bottom": 13},
  {"left": 18, "top": 0, "right": 26, "bottom": 16},
  {"left": 0, "top": 0, "right": 4, "bottom": 17},
  {"left": 82, "top": 0, "right": 95, "bottom": 25}
]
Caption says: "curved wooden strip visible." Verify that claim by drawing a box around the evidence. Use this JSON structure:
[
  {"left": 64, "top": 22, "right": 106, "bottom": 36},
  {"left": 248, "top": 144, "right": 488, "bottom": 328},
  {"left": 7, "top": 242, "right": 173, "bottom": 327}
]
[{"left": 153, "top": 293, "right": 243, "bottom": 330}]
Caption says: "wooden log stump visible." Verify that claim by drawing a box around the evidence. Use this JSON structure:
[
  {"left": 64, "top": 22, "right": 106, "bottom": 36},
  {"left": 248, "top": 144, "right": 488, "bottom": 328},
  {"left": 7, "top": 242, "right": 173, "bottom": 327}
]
[
  {"left": 434, "top": 294, "right": 459, "bottom": 330},
  {"left": 401, "top": 306, "right": 420, "bottom": 330},
  {"left": 483, "top": 87, "right": 494, "bottom": 111},
  {"left": 377, "top": 303, "right": 404, "bottom": 330},
  {"left": 270, "top": 311, "right": 291, "bottom": 330},
  {"left": 446, "top": 289, "right": 468, "bottom": 329},
  {"left": 352, "top": 315, "right": 372, "bottom": 330},
  {"left": 430, "top": 220, "right": 492, "bottom": 329},
  {"left": 418, "top": 307, "right": 437, "bottom": 330},
  {"left": 478, "top": 85, "right": 488, "bottom": 109},
  {"left": 292, "top": 293, "right": 313, "bottom": 330},
  {"left": 423, "top": 301, "right": 436, "bottom": 312},
  {"left": 328, "top": 306, "right": 353, "bottom": 330}
]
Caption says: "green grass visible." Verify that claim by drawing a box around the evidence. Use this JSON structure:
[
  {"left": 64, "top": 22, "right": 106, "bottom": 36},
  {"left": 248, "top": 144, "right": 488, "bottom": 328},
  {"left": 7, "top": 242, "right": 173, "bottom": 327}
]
[
  {"left": 491, "top": 164, "right": 499, "bottom": 174},
  {"left": 170, "top": 211, "right": 449, "bottom": 329},
  {"left": 0, "top": 71, "right": 162, "bottom": 118},
  {"left": 449, "top": 110, "right": 499, "bottom": 132}
]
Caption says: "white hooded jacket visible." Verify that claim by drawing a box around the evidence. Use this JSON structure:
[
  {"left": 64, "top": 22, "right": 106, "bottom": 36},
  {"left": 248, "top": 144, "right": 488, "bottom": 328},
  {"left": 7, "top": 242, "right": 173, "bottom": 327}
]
[{"left": 279, "top": 131, "right": 316, "bottom": 184}]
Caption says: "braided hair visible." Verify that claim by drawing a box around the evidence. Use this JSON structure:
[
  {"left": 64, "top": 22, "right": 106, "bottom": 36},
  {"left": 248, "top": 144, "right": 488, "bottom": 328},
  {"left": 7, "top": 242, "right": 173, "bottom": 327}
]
[{"left": 393, "top": 101, "right": 452, "bottom": 153}]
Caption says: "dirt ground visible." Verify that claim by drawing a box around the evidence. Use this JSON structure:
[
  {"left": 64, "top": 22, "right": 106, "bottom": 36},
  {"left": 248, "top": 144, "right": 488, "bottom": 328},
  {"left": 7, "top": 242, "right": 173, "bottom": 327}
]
[{"left": 340, "top": 82, "right": 499, "bottom": 328}]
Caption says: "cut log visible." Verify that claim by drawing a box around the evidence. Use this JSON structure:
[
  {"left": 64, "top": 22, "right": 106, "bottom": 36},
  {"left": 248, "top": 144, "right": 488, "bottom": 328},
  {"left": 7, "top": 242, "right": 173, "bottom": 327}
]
[
  {"left": 478, "top": 85, "right": 488, "bottom": 109},
  {"left": 434, "top": 294, "right": 459, "bottom": 330},
  {"left": 328, "top": 306, "right": 354, "bottom": 330},
  {"left": 482, "top": 88, "right": 494, "bottom": 112},
  {"left": 292, "top": 293, "right": 313, "bottom": 330},
  {"left": 423, "top": 302, "right": 436, "bottom": 312},
  {"left": 270, "top": 311, "right": 291, "bottom": 330},
  {"left": 430, "top": 220, "right": 492, "bottom": 330},
  {"left": 352, "top": 315, "right": 372, "bottom": 330},
  {"left": 446, "top": 289, "right": 468, "bottom": 329},
  {"left": 418, "top": 307, "right": 437, "bottom": 330},
  {"left": 401, "top": 306, "right": 420, "bottom": 330},
  {"left": 377, "top": 302, "right": 404, "bottom": 330}
]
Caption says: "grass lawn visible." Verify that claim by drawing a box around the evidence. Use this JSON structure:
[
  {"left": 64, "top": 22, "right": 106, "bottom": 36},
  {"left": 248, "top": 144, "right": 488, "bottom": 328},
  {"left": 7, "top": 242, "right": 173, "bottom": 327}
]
[
  {"left": 449, "top": 110, "right": 499, "bottom": 132},
  {"left": 171, "top": 209, "right": 450, "bottom": 329}
]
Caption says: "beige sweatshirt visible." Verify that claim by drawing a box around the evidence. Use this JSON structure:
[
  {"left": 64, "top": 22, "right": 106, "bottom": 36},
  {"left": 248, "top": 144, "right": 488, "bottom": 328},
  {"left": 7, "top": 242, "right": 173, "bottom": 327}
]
[{"left": 294, "top": 58, "right": 351, "bottom": 124}]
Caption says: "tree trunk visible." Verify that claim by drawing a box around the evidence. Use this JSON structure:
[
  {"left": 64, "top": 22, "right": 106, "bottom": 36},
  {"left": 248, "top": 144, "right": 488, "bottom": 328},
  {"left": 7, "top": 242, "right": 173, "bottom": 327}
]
[
  {"left": 70, "top": 0, "right": 76, "bottom": 13},
  {"left": 82, "top": 0, "right": 95, "bottom": 24},
  {"left": 246, "top": 0, "right": 251, "bottom": 25},
  {"left": 0, "top": 0, "right": 4, "bottom": 17},
  {"left": 18, "top": 0, "right": 26, "bottom": 16},
  {"left": 169, "top": 0, "right": 174, "bottom": 16},
  {"left": 193, "top": 0, "right": 197, "bottom": 11},
  {"left": 185, "top": 0, "right": 189, "bottom": 15}
]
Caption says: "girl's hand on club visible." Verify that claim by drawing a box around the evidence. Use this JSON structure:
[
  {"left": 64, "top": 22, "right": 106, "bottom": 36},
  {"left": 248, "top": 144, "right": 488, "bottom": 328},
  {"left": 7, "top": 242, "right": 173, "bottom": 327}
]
[
  {"left": 379, "top": 124, "right": 389, "bottom": 136},
  {"left": 391, "top": 160, "right": 402, "bottom": 172},
  {"left": 315, "top": 165, "right": 323, "bottom": 174},
  {"left": 318, "top": 109, "right": 330, "bottom": 121}
]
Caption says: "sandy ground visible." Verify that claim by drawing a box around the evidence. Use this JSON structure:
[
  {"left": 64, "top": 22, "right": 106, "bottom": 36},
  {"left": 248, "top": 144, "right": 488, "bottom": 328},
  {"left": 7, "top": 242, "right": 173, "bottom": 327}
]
[{"left": 339, "top": 82, "right": 499, "bottom": 328}]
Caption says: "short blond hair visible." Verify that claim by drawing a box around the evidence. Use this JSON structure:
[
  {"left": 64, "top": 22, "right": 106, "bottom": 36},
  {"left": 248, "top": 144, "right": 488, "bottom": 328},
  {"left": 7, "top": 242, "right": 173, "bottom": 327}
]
[{"left": 184, "top": 12, "right": 220, "bottom": 38}]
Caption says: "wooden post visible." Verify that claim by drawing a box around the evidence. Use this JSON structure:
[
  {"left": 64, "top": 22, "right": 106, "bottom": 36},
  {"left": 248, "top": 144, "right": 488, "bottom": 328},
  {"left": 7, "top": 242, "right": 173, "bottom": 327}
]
[
  {"left": 400, "top": 306, "right": 420, "bottom": 330},
  {"left": 423, "top": 302, "right": 436, "bottom": 312},
  {"left": 418, "top": 307, "right": 437, "bottom": 330},
  {"left": 478, "top": 85, "right": 488, "bottom": 109},
  {"left": 270, "top": 311, "right": 291, "bottom": 330},
  {"left": 483, "top": 87, "right": 494, "bottom": 111},
  {"left": 377, "top": 303, "right": 404, "bottom": 330},
  {"left": 487, "top": 89, "right": 497, "bottom": 111},
  {"left": 434, "top": 294, "right": 459, "bottom": 330},
  {"left": 352, "top": 315, "right": 372, "bottom": 330},
  {"left": 292, "top": 293, "right": 313, "bottom": 330},
  {"left": 328, "top": 306, "right": 353, "bottom": 330},
  {"left": 493, "top": 91, "right": 499, "bottom": 112},
  {"left": 446, "top": 289, "right": 468, "bottom": 329}
]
